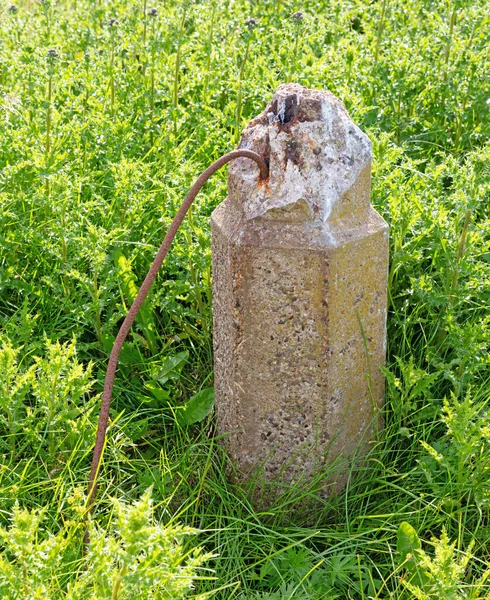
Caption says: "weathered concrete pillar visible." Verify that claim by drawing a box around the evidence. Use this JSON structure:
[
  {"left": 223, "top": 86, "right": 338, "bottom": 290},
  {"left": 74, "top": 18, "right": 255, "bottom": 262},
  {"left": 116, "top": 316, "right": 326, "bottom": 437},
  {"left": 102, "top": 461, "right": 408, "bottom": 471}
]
[{"left": 211, "top": 84, "right": 388, "bottom": 498}]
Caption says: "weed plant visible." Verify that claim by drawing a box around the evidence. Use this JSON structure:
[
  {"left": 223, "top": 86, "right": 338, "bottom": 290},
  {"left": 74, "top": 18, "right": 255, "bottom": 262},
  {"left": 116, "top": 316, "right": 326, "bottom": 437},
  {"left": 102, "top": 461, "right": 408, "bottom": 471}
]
[{"left": 0, "top": 0, "right": 489, "bottom": 597}]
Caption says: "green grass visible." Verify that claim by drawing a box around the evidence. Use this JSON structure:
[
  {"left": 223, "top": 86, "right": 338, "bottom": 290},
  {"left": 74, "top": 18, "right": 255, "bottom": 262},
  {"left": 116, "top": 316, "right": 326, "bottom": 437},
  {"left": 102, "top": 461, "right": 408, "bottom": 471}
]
[{"left": 0, "top": 0, "right": 489, "bottom": 597}]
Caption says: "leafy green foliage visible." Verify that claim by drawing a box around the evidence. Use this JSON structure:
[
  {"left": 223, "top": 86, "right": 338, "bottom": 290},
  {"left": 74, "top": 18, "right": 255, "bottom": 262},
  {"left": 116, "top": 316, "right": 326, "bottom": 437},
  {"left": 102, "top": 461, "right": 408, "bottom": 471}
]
[
  {"left": 0, "top": 490, "right": 214, "bottom": 599},
  {"left": 153, "top": 351, "right": 190, "bottom": 385},
  {"left": 0, "top": 336, "right": 94, "bottom": 463},
  {"left": 0, "top": 339, "right": 33, "bottom": 453},
  {"left": 397, "top": 522, "right": 427, "bottom": 589},
  {"left": 178, "top": 387, "right": 214, "bottom": 426},
  {"left": 0, "top": 503, "right": 73, "bottom": 600},
  {"left": 398, "top": 524, "right": 490, "bottom": 600},
  {"left": 113, "top": 250, "right": 158, "bottom": 354},
  {"left": 419, "top": 391, "right": 490, "bottom": 508},
  {"left": 381, "top": 356, "right": 441, "bottom": 430}
]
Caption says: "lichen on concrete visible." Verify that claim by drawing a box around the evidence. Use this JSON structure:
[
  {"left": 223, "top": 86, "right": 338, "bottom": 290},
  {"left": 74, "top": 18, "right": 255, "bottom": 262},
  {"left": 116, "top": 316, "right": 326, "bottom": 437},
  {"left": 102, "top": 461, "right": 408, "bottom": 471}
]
[{"left": 212, "top": 84, "right": 389, "bottom": 504}]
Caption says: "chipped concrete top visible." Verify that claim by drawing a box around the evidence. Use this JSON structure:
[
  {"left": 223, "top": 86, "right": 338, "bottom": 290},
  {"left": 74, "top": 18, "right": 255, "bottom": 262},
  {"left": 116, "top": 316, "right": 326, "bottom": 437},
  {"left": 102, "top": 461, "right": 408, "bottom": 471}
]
[{"left": 228, "top": 84, "right": 372, "bottom": 225}]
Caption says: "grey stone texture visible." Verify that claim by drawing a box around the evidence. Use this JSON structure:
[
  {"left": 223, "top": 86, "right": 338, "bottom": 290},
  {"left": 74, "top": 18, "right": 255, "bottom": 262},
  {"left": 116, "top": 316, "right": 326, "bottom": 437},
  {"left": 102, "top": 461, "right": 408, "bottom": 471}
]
[{"left": 211, "top": 84, "right": 389, "bottom": 498}]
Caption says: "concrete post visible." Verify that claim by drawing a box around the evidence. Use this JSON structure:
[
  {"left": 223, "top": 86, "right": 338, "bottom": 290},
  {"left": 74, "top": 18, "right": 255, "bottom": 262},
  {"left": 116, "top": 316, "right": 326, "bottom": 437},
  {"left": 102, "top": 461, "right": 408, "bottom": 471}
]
[{"left": 211, "top": 84, "right": 389, "bottom": 499}]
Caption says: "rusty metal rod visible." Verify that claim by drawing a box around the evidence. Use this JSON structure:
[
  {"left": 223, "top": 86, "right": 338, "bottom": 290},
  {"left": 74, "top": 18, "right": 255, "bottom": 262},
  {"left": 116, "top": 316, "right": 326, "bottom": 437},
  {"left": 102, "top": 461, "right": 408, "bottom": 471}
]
[{"left": 86, "top": 149, "right": 268, "bottom": 511}]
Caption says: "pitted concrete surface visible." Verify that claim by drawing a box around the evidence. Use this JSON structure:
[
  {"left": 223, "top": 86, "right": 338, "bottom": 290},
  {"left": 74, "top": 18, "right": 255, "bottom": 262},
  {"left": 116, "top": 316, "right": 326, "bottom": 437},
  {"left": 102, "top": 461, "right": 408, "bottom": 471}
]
[{"left": 212, "top": 84, "right": 389, "bottom": 503}]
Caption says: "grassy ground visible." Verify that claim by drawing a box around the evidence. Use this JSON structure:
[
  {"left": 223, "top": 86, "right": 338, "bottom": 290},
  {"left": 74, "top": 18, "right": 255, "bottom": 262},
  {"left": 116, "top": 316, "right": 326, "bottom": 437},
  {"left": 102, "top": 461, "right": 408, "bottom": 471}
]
[{"left": 0, "top": 0, "right": 489, "bottom": 597}]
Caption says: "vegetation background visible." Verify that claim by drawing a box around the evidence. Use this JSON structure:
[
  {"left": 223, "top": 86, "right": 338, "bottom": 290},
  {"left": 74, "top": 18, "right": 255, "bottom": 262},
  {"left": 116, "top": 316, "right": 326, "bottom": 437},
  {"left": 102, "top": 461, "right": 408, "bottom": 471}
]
[{"left": 0, "top": 0, "right": 489, "bottom": 597}]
